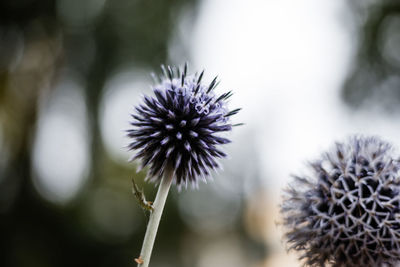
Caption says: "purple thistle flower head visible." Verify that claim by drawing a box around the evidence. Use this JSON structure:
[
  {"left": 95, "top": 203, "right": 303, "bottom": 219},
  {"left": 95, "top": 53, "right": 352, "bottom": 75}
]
[
  {"left": 281, "top": 136, "right": 400, "bottom": 267},
  {"left": 127, "top": 64, "right": 240, "bottom": 188}
]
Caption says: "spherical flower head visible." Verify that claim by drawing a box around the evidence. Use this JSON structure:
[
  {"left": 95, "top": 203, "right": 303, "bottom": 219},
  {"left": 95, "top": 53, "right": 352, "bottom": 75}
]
[
  {"left": 127, "top": 64, "right": 240, "bottom": 188},
  {"left": 281, "top": 136, "right": 400, "bottom": 267}
]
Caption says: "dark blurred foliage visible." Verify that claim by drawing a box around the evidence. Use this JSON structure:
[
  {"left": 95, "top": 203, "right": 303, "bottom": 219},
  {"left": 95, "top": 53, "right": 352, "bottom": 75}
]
[
  {"left": 342, "top": 0, "right": 400, "bottom": 112},
  {"left": 0, "top": 0, "right": 205, "bottom": 266}
]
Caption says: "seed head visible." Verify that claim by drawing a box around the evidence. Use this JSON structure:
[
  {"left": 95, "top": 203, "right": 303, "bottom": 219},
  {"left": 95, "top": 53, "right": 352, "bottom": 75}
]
[
  {"left": 127, "top": 64, "right": 239, "bottom": 188},
  {"left": 281, "top": 136, "right": 400, "bottom": 266}
]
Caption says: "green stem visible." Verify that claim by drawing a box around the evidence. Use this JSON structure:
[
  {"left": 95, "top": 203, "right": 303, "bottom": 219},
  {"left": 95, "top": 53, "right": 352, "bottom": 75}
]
[{"left": 137, "top": 169, "right": 174, "bottom": 267}]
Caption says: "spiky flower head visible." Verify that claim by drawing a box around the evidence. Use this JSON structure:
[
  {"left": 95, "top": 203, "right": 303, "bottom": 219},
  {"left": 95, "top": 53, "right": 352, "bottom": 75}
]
[
  {"left": 281, "top": 136, "right": 400, "bottom": 267},
  {"left": 127, "top": 64, "right": 240, "bottom": 188}
]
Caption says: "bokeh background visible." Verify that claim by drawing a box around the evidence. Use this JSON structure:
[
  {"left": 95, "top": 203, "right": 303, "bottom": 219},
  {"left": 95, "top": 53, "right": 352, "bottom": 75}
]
[{"left": 1, "top": 0, "right": 400, "bottom": 266}]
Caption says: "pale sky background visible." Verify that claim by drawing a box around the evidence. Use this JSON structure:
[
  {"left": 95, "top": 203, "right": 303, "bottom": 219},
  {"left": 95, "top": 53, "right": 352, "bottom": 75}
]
[{"left": 188, "top": 0, "right": 400, "bottom": 195}]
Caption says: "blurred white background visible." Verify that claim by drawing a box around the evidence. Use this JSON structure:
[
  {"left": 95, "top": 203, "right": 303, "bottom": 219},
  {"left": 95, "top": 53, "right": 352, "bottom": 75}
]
[{"left": 182, "top": 0, "right": 400, "bottom": 265}]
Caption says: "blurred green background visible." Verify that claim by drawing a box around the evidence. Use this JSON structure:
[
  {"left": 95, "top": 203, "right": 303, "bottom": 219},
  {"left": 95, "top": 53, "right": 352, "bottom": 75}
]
[{"left": 0, "top": 0, "right": 399, "bottom": 267}]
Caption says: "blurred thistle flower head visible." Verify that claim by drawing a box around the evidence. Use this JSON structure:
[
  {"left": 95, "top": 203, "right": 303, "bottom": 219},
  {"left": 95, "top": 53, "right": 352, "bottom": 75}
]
[
  {"left": 127, "top": 64, "right": 240, "bottom": 189},
  {"left": 281, "top": 136, "right": 400, "bottom": 267}
]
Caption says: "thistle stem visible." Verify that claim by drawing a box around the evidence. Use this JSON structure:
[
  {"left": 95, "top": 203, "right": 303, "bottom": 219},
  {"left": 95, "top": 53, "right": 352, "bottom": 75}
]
[{"left": 137, "top": 170, "right": 174, "bottom": 267}]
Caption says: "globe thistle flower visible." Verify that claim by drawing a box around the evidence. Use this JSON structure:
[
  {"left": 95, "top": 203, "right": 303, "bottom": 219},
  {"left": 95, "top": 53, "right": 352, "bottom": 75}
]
[
  {"left": 281, "top": 136, "right": 400, "bottom": 267},
  {"left": 127, "top": 64, "right": 240, "bottom": 188}
]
